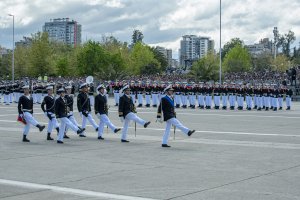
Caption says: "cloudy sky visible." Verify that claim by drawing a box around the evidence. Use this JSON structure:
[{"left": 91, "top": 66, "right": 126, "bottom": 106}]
[{"left": 1, "top": 0, "right": 300, "bottom": 59}]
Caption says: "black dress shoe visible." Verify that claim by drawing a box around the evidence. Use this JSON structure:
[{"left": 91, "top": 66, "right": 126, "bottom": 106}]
[
  {"left": 64, "top": 135, "right": 70, "bottom": 139},
  {"left": 79, "top": 134, "right": 86, "bottom": 137},
  {"left": 22, "top": 135, "right": 30, "bottom": 142},
  {"left": 114, "top": 128, "right": 121, "bottom": 133},
  {"left": 144, "top": 121, "right": 151, "bottom": 128},
  {"left": 162, "top": 144, "right": 171, "bottom": 147},
  {"left": 57, "top": 140, "right": 64, "bottom": 144},
  {"left": 47, "top": 136, "right": 54, "bottom": 140},
  {"left": 47, "top": 133, "right": 54, "bottom": 140},
  {"left": 37, "top": 124, "right": 46, "bottom": 132},
  {"left": 188, "top": 130, "right": 195, "bottom": 136},
  {"left": 98, "top": 136, "right": 104, "bottom": 140},
  {"left": 77, "top": 128, "right": 84, "bottom": 135},
  {"left": 121, "top": 139, "right": 130, "bottom": 143}
]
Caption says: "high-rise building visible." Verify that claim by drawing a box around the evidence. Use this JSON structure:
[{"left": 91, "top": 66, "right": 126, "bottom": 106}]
[
  {"left": 245, "top": 38, "right": 274, "bottom": 57},
  {"left": 179, "top": 35, "right": 214, "bottom": 69},
  {"left": 43, "top": 18, "right": 81, "bottom": 47},
  {"left": 155, "top": 46, "right": 173, "bottom": 68}
]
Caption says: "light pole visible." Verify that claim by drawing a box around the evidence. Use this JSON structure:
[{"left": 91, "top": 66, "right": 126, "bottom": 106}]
[
  {"left": 8, "top": 14, "right": 15, "bottom": 83},
  {"left": 273, "top": 27, "right": 278, "bottom": 60},
  {"left": 219, "top": 0, "right": 222, "bottom": 84}
]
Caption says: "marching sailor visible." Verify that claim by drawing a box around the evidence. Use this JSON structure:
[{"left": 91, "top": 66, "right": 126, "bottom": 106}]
[
  {"left": 77, "top": 83, "right": 99, "bottom": 137},
  {"left": 18, "top": 85, "right": 45, "bottom": 142},
  {"left": 65, "top": 85, "right": 82, "bottom": 138},
  {"left": 41, "top": 85, "right": 60, "bottom": 140},
  {"left": 55, "top": 88, "right": 83, "bottom": 144},
  {"left": 94, "top": 84, "right": 121, "bottom": 140},
  {"left": 118, "top": 85, "right": 151, "bottom": 143},
  {"left": 157, "top": 85, "right": 195, "bottom": 147}
]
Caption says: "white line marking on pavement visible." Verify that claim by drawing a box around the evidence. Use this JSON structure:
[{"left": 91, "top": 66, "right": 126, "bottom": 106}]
[
  {"left": 1, "top": 121, "right": 300, "bottom": 138},
  {"left": 0, "top": 179, "right": 158, "bottom": 200}
]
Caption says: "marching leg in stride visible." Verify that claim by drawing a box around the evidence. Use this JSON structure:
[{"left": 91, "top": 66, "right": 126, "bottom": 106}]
[
  {"left": 18, "top": 85, "right": 46, "bottom": 142},
  {"left": 77, "top": 83, "right": 99, "bottom": 137},
  {"left": 94, "top": 84, "right": 121, "bottom": 140},
  {"left": 41, "top": 85, "right": 59, "bottom": 141},
  {"left": 157, "top": 85, "right": 195, "bottom": 148},
  {"left": 55, "top": 88, "right": 84, "bottom": 144},
  {"left": 118, "top": 85, "right": 151, "bottom": 143}
]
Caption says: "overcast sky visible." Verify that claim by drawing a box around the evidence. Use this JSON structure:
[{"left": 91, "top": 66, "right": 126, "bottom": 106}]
[{"left": 1, "top": 0, "right": 300, "bottom": 59}]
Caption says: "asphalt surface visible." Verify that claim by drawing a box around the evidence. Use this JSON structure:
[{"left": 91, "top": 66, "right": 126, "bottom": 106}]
[{"left": 0, "top": 98, "right": 299, "bottom": 200}]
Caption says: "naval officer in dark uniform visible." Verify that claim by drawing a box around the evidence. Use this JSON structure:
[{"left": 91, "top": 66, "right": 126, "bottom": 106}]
[
  {"left": 77, "top": 83, "right": 99, "bottom": 137},
  {"left": 118, "top": 85, "right": 151, "bottom": 142},
  {"left": 95, "top": 84, "right": 121, "bottom": 140},
  {"left": 55, "top": 88, "right": 83, "bottom": 144},
  {"left": 18, "top": 85, "right": 45, "bottom": 142},
  {"left": 157, "top": 85, "right": 195, "bottom": 147}
]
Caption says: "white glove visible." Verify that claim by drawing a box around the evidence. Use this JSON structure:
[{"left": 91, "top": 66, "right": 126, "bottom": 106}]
[
  {"left": 156, "top": 118, "right": 163, "bottom": 123},
  {"left": 20, "top": 114, "right": 23, "bottom": 118},
  {"left": 69, "top": 111, "right": 73, "bottom": 116},
  {"left": 51, "top": 114, "right": 55, "bottom": 118},
  {"left": 119, "top": 117, "right": 124, "bottom": 123},
  {"left": 96, "top": 113, "right": 101, "bottom": 119},
  {"left": 44, "top": 112, "right": 48, "bottom": 117}
]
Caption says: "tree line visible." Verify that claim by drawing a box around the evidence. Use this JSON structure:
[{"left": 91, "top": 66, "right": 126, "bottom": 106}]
[
  {"left": 189, "top": 30, "right": 300, "bottom": 82},
  {"left": 0, "top": 30, "right": 168, "bottom": 80}
]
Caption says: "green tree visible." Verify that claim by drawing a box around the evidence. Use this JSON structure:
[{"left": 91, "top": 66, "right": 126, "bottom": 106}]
[
  {"left": 222, "top": 38, "right": 244, "bottom": 59},
  {"left": 132, "top": 30, "right": 144, "bottom": 45},
  {"left": 189, "top": 53, "right": 219, "bottom": 81},
  {"left": 278, "top": 30, "right": 296, "bottom": 58},
  {"left": 0, "top": 52, "right": 12, "bottom": 79},
  {"left": 271, "top": 54, "right": 290, "bottom": 72},
  {"left": 130, "top": 42, "right": 161, "bottom": 75},
  {"left": 223, "top": 44, "right": 251, "bottom": 72},
  {"left": 76, "top": 40, "right": 110, "bottom": 76},
  {"left": 251, "top": 52, "right": 273, "bottom": 72},
  {"left": 28, "top": 32, "right": 52, "bottom": 76},
  {"left": 14, "top": 46, "right": 30, "bottom": 78}
]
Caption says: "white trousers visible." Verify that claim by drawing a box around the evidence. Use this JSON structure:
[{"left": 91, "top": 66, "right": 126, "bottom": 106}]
[
  {"left": 152, "top": 94, "right": 158, "bottom": 106},
  {"left": 286, "top": 97, "right": 291, "bottom": 107},
  {"left": 162, "top": 118, "right": 189, "bottom": 144},
  {"left": 214, "top": 96, "right": 220, "bottom": 107},
  {"left": 37, "top": 93, "right": 43, "bottom": 104},
  {"left": 145, "top": 95, "right": 151, "bottom": 105},
  {"left": 181, "top": 95, "right": 188, "bottom": 106},
  {"left": 89, "top": 95, "right": 94, "bottom": 106},
  {"left": 205, "top": 95, "right": 212, "bottom": 106},
  {"left": 81, "top": 112, "right": 98, "bottom": 130},
  {"left": 174, "top": 94, "right": 181, "bottom": 106},
  {"left": 57, "top": 117, "right": 79, "bottom": 141},
  {"left": 114, "top": 92, "right": 119, "bottom": 105},
  {"left": 237, "top": 96, "right": 243, "bottom": 107},
  {"left": 278, "top": 98, "right": 283, "bottom": 108},
  {"left": 4, "top": 95, "right": 10, "bottom": 104},
  {"left": 97, "top": 114, "right": 117, "bottom": 136},
  {"left": 130, "top": 94, "right": 136, "bottom": 104},
  {"left": 46, "top": 112, "right": 59, "bottom": 133},
  {"left": 198, "top": 95, "right": 205, "bottom": 107},
  {"left": 264, "top": 96, "right": 270, "bottom": 108},
  {"left": 246, "top": 96, "right": 252, "bottom": 108},
  {"left": 229, "top": 95, "right": 236, "bottom": 107},
  {"left": 121, "top": 112, "right": 146, "bottom": 140},
  {"left": 222, "top": 95, "right": 228, "bottom": 107},
  {"left": 23, "top": 112, "right": 39, "bottom": 136},
  {"left": 189, "top": 95, "right": 196, "bottom": 106},
  {"left": 137, "top": 94, "right": 143, "bottom": 105}
]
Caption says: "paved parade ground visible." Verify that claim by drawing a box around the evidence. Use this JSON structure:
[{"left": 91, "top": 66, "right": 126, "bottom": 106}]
[{"left": 0, "top": 98, "right": 300, "bottom": 200}]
